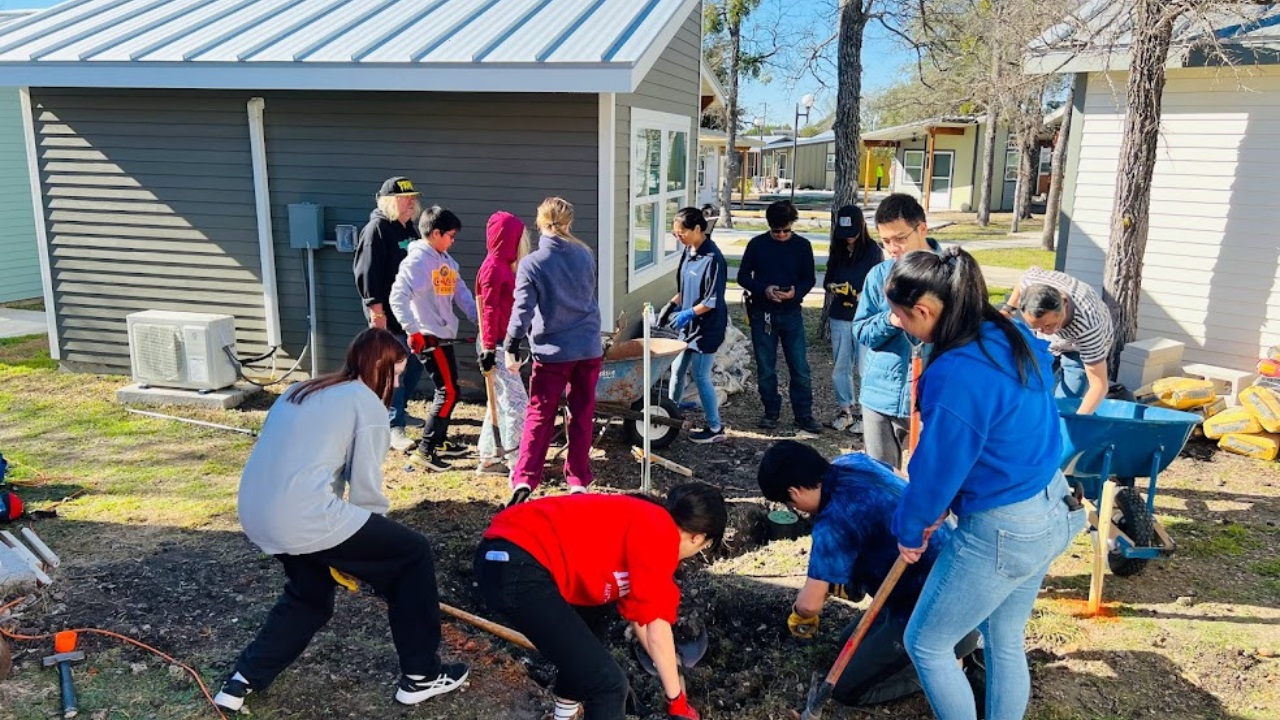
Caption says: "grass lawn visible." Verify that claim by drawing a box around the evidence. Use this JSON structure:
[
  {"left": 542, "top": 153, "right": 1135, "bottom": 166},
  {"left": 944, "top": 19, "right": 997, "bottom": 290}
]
[
  {"left": 970, "top": 247, "right": 1056, "bottom": 270},
  {"left": 2, "top": 329, "right": 1279, "bottom": 719}
]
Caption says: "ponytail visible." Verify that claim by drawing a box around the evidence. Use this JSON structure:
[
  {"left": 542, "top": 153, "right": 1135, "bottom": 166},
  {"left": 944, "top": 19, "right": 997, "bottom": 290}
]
[
  {"left": 537, "top": 196, "right": 591, "bottom": 252},
  {"left": 885, "top": 247, "right": 1040, "bottom": 385}
]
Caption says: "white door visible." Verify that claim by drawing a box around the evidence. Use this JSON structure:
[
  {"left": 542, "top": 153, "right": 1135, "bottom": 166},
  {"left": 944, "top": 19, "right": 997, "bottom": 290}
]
[
  {"left": 929, "top": 150, "right": 955, "bottom": 210},
  {"left": 901, "top": 150, "right": 925, "bottom": 197}
]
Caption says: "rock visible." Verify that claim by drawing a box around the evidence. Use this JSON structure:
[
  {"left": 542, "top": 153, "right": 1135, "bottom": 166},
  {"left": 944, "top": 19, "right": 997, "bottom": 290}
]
[
  {"left": 130, "top": 662, "right": 147, "bottom": 674},
  {"left": 0, "top": 544, "right": 38, "bottom": 597},
  {"left": 1175, "top": 596, "right": 1194, "bottom": 607},
  {"left": 1257, "top": 648, "right": 1277, "bottom": 658}
]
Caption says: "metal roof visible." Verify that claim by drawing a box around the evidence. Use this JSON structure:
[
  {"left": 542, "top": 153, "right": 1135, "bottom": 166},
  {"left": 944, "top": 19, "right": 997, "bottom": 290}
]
[
  {"left": 1026, "top": 0, "right": 1280, "bottom": 74},
  {"left": 0, "top": 0, "right": 701, "bottom": 92},
  {"left": 861, "top": 116, "right": 980, "bottom": 143}
]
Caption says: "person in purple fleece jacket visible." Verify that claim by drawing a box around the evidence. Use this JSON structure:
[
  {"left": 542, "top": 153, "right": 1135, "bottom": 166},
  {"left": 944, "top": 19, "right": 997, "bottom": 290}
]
[
  {"left": 885, "top": 247, "right": 1086, "bottom": 720},
  {"left": 504, "top": 197, "right": 602, "bottom": 506}
]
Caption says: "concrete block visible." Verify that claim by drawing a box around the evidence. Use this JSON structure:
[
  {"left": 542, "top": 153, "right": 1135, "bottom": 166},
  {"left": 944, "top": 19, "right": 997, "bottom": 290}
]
[
  {"left": 115, "top": 382, "right": 261, "bottom": 410},
  {"left": 1118, "top": 359, "right": 1168, "bottom": 391},
  {"left": 1120, "top": 337, "right": 1185, "bottom": 366},
  {"left": 0, "top": 543, "right": 37, "bottom": 596},
  {"left": 1181, "top": 363, "right": 1256, "bottom": 406}
]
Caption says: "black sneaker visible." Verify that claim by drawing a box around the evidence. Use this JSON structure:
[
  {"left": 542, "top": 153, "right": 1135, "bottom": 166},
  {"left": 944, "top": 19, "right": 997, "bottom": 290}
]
[
  {"left": 689, "top": 427, "right": 727, "bottom": 444},
  {"left": 506, "top": 485, "right": 532, "bottom": 507},
  {"left": 964, "top": 649, "right": 987, "bottom": 719},
  {"left": 213, "top": 674, "right": 252, "bottom": 713},
  {"left": 757, "top": 415, "right": 779, "bottom": 429},
  {"left": 436, "top": 440, "right": 470, "bottom": 458},
  {"left": 796, "top": 417, "right": 824, "bottom": 434},
  {"left": 412, "top": 449, "right": 453, "bottom": 472},
  {"left": 394, "top": 663, "right": 470, "bottom": 705}
]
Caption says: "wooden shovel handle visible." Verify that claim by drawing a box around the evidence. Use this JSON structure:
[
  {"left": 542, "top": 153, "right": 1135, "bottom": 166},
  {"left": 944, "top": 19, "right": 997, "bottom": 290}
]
[
  {"left": 822, "top": 556, "right": 909, "bottom": 686},
  {"left": 439, "top": 602, "right": 536, "bottom": 652}
]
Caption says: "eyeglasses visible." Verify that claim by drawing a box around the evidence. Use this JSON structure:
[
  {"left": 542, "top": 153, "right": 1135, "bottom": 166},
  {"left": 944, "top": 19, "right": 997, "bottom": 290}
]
[
  {"left": 881, "top": 227, "right": 917, "bottom": 245},
  {"left": 770, "top": 227, "right": 793, "bottom": 237}
]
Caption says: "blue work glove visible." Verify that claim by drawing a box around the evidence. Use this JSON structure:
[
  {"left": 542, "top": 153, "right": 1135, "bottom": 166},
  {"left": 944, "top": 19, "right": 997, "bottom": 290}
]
[{"left": 673, "top": 309, "right": 697, "bottom": 329}]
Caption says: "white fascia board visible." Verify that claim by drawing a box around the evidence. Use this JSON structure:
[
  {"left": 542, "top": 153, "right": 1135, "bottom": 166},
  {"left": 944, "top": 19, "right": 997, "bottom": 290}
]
[
  {"left": 597, "top": 92, "right": 616, "bottom": 329},
  {"left": 17, "top": 86, "right": 58, "bottom": 360},
  {"left": 1023, "top": 46, "right": 1192, "bottom": 75},
  {"left": 627, "top": 0, "right": 699, "bottom": 91},
  {"left": 0, "top": 61, "right": 643, "bottom": 92}
]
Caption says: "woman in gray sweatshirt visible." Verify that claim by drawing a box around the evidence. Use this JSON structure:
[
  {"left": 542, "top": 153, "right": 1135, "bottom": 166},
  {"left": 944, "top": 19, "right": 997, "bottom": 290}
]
[{"left": 214, "top": 329, "right": 468, "bottom": 713}]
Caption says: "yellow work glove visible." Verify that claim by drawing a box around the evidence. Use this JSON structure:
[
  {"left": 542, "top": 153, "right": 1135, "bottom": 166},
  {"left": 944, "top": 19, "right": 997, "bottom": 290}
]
[
  {"left": 330, "top": 567, "right": 359, "bottom": 593},
  {"left": 830, "top": 282, "right": 852, "bottom": 296},
  {"left": 787, "top": 606, "right": 820, "bottom": 639}
]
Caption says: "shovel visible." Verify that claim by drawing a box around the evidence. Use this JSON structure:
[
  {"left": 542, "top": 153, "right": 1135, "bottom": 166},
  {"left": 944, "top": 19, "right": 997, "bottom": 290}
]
[
  {"left": 633, "top": 626, "right": 709, "bottom": 675},
  {"left": 794, "top": 557, "right": 908, "bottom": 720},
  {"left": 475, "top": 298, "right": 516, "bottom": 462}
]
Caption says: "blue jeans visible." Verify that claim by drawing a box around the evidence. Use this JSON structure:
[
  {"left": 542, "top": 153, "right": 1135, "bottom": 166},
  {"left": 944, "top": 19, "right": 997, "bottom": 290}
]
[
  {"left": 1055, "top": 351, "right": 1086, "bottom": 400},
  {"left": 389, "top": 333, "right": 424, "bottom": 429},
  {"left": 905, "top": 472, "right": 1086, "bottom": 720},
  {"left": 830, "top": 318, "right": 860, "bottom": 410},
  {"left": 669, "top": 350, "right": 722, "bottom": 431},
  {"left": 749, "top": 309, "right": 813, "bottom": 420}
]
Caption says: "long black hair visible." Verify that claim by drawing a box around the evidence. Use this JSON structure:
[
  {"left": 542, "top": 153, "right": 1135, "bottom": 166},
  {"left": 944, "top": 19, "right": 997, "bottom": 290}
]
[
  {"left": 827, "top": 206, "right": 877, "bottom": 270},
  {"left": 884, "top": 247, "right": 1041, "bottom": 385}
]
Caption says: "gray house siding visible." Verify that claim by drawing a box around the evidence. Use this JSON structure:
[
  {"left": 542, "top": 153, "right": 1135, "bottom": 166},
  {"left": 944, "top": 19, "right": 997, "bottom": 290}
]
[
  {"left": 29, "top": 87, "right": 598, "bottom": 382},
  {"left": 614, "top": 5, "right": 702, "bottom": 327},
  {"left": 0, "top": 87, "right": 38, "bottom": 303},
  {"left": 794, "top": 142, "right": 831, "bottom": 190}
]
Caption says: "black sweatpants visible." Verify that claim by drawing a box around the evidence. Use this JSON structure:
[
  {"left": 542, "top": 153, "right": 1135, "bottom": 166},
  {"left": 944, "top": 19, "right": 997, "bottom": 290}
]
[
  {"left": 474, "top": 538, "right": 630, "bottom": 720},
  {"left": 233, "top": 514, "right": 443, "bottom": 689},
  {"left": 833, "top": 611, "right": 980, "bottom": 707},
  {"left": 419, "top": 344, "right": 460, "bottom": 451}
]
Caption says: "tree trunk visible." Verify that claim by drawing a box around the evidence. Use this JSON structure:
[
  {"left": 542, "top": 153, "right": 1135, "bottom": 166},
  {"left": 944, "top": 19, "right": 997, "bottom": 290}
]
[
  {"left": 832, "top": 0, "right": 866, "bottom": 212},
  {"left": 1103, "top": 0, "right": 1177, "bottom": 374},
  {"left": 976, "top": 105, "right": 999, "bottom": 226},
  {"left": 718, "top": 24, "right": 742, "bottom": 230},
  {"left": 1041, "top": 88, "right": 1074, "bottom": 251},
  {"left": 1010, "top": 124, "right": 1036, "bottom": 232}
]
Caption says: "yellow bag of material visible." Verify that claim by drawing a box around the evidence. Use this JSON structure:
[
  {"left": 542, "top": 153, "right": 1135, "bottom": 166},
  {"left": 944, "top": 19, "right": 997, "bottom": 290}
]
[
  {"left": 1203, "top": 397, "right": 1228, "bottom": 418},
  {"left": 1268, "top": 345, "right": 1280, "bottom": 362},
  {"left": 1203, "top": 407, "right": 1261, "bottom": 439},
  {"left": 1240, "top": 385, "right": 1280, "bottom": 433},
  {"left": 1218, "top": 432, "right": 1280, "bottom": 461},
  {"left": 1151, "top": 377, "right": 1217, "bottom": 409}
]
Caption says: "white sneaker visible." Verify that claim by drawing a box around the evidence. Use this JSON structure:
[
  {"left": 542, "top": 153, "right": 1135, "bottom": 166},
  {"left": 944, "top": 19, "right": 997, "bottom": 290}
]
[
  {"left": 394, "top": 663, "right": 470, "bottom": 705},
  {"left": 389, "top": 427, "right": 416, "bottom": 453},
  {"left": 849, "top": 419, "right": 864, "bottom": 435}
]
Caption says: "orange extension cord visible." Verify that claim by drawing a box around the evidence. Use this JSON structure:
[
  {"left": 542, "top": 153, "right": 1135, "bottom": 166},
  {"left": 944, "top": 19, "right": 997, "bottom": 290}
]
[{"left": 0, "top": 595, "right": 227, "bottom": 719}]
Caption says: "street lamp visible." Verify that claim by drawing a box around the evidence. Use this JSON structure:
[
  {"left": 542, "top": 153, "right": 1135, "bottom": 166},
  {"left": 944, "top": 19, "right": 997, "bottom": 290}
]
[
  {"left": 752, "top": 116, "right": 764, "bottom": 189},
  {"left": 790, "top": 93, "right": 816, "bottom": 202}
]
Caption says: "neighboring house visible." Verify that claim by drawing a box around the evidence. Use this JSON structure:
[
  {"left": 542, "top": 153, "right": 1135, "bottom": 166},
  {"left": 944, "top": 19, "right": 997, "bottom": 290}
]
[
  {"left": 695, "top": 129, "right": 763, "bottom": 207},
  {"left": 1028, "top": 1, "right": 1280, "bottom": 370},
  {"left": 0, "top": 10, "right": 39, "bottom": 303},
  {"left": 0, "top": 0, "right": 709, "bottom": 377}
]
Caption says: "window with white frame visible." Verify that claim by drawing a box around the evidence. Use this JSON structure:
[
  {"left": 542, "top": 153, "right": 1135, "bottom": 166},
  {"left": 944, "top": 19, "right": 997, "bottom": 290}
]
[
  {"left": 1003, "top": 138, "right": 1019, "bottom": 183},
  {"left": 826, "top": 152, "right": 835, "bottom": 172},
  {"left": 631, "top": 108, "right": 692, "bottom": 286}
]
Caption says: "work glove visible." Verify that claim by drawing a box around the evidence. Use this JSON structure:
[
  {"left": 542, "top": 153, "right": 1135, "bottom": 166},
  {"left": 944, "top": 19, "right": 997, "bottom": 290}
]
[
  {"left": 478, "top": 349, "right": 496, "bottom": 374},
  {"left": 828, "top": 281, "right": 853, "bottom": 296},
  {"left": 657, "top": 301, "right": 678, "bottom": 327},
  {"left": 504, "top": 337, "right": 528, "bottom": 371},
  {"left": 330, "top": 567, "right": 358, "bottom": 593},
  {"left": 787, "top": 606, "right": 820, "bottom": 639},
  {"left": 666, "top": 691, "right": 700, "bottom": 720},
  {"left": 408, "top": 333, "right": 438, "bottom": 354},
  {"left": 673, "top": 309, "right": 697, "bottom": 330}
]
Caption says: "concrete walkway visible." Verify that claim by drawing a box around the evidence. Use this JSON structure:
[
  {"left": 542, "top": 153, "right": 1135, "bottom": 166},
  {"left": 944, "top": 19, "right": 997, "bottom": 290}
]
[{"left": 0, "top": 308, "right": 48, "bottom": 339}]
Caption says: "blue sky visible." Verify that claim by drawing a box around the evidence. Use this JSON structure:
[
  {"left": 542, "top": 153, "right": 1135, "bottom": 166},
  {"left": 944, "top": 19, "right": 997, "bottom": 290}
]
[
  {"left": 7, "top": 0, "right": 911, "bottom": 129},
  {"left": 733, "top": 0, "right": 914, "bottom": 129}
]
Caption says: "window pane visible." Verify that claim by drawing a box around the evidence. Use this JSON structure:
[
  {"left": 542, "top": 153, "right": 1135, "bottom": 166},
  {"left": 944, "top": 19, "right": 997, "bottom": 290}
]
[
  {"left": 634, "top": 129, "right": 661, "bottom": 197},
  {"left": 1004, "top": 149, "right": 1019, "bottom": 182},
  {"left": 634, "top": 202, "right": 655, "bottom": 271},
  {"left": 826, "top": 153, "right": 835, "bottom": 172},
  {"left": 667, "top": 131, "right": 688, "bottom": 192},
  {"left": 663, "top": 198, "right": 682, "bottom": 257},
  {"left": 903, "top": 151, "right": 924, "bottom": 186}
]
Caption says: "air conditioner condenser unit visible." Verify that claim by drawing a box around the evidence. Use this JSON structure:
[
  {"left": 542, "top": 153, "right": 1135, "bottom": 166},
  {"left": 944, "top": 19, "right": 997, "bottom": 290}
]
[{"left": 126, "top": 311, "right": 239, "bottom": 392}]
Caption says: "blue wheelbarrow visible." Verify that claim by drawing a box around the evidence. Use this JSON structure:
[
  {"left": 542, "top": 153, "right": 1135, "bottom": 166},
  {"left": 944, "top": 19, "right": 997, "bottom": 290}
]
[
  {"left": 595, "top": 337, "right": 688, "bottom": 450},
  {"left": 1058, "top": 398, "right": 1200, "bottom": 610}
]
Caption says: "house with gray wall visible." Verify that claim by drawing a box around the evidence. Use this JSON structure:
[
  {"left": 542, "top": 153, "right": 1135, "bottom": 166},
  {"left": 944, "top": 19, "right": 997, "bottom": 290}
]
[
  {"left": 0, "top": 0, "right": 708, "bottom": 381},
  {"left": 0, "top": 11, "right": 39, "bottom": 304}
]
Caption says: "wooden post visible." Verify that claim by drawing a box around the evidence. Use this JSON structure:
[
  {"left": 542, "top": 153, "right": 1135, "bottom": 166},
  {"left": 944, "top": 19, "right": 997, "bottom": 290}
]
[
  {"left": 1088, "top": 479, "right": 1118, "bottom": 615},
  {"left": 922, "top": 128, "right": 936, "bottom": 212},
  {"left": 740, "top": 148, "right": 749, "bottom": 201}
]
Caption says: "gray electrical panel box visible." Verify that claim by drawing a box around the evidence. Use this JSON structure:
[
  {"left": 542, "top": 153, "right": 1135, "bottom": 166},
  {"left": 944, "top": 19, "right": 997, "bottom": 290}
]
[{"left": 288, "top": 203, "right": 324, "bottom": 249}]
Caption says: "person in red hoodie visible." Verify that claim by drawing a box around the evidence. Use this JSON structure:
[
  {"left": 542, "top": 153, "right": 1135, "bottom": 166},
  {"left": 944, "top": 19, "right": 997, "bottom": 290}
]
[
  {"left": 475, "top": 212, "right": 531, "bottom": 479},
  {"left": 474, "top": 483, "right": 726, "bottom": 720}
]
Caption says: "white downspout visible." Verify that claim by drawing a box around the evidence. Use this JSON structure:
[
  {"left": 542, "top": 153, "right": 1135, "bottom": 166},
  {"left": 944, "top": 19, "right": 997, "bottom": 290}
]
[{"left": 247, "top": 97, "right": 283, "bottom": 349}]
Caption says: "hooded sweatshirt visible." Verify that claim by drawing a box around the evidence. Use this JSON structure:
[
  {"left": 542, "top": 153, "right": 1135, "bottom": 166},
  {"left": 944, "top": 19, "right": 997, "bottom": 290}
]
[
  {"left": 893, "top": 321, "right": 1063, "bottom": 547},
  {"left": 390, "top": 240, "right": 478, "bottom": 339},
  {"left": 475, "top": 212, "right": 524, "bottom": 350},
  {"left": 506, "top": 234, "right": 602, "bottom": 364},
  {"left": 352, "top": 209, "right": 419, "bottom": 336},
  {"left": 237, "top": 381, "right": 391, "bottom": 556}
]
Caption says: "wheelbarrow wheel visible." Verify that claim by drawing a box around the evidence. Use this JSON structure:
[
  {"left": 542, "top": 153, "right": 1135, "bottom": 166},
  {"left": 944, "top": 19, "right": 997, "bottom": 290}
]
[
  {"left": 625, "top": 398, "right": 682, "bottom": 450},
  {"left": 1108, "top": 487, "right": 1155, "bottom": 577}
]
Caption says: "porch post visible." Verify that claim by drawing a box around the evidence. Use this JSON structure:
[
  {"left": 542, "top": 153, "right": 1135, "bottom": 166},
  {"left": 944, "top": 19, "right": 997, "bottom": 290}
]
[{"left": 922, "top": 128, "right": 936, "bottom": 212}]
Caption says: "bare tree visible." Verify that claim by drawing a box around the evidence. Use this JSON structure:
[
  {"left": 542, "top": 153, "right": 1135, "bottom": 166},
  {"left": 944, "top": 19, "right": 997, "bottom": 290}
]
[
  {"left": 1041, "top": 87, "right": 1074, "bottom": 251},
  {"left": 832, "top": 0, "right": 873, "bottom": 211}
]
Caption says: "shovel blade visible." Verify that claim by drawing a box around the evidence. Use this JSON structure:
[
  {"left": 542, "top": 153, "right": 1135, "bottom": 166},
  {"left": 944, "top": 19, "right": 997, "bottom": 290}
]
[{"left": 799, "top": 673, "right": 832, "bottom": 720}]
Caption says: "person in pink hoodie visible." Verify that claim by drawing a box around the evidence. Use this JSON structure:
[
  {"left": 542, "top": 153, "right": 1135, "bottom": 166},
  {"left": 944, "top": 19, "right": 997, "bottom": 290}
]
[{"left": 475, "top": 212, "right": 530, "bottom": 479}]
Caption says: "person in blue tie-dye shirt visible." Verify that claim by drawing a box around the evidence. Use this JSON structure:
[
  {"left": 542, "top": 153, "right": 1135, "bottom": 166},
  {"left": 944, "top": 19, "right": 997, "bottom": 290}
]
[{"left": 757, "top": 441, "right": 981, "bottom": 709}]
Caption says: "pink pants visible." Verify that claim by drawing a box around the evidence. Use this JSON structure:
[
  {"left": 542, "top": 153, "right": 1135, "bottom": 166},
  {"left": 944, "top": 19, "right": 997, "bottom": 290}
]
[{"left": 512, "top": 356, "right": 603, "bottom": 491}]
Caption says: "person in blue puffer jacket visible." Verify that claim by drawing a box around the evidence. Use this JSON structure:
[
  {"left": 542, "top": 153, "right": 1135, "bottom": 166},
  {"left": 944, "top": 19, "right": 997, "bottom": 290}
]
[
  {"left": 885, "top": 247, "right": 1086, "bottom": 720},
  {"left": 853, "top": 193, "right": 941, "bottom": 469}
]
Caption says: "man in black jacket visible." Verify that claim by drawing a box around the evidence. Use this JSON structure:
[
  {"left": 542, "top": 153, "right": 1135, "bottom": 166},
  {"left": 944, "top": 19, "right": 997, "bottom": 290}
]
[
  {"left": 353, "top": 176, "right": 425, "bottom": 452},
  {"left": 737, "top": 200, "right": 821, "bottom": 434}
]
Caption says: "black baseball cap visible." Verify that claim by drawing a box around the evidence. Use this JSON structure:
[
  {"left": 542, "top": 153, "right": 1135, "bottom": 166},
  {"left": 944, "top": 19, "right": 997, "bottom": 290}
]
[
  {"left": 377, "top": 176, "right": 419, "bottom": 197},
  {"left": 832, "top": 204, "right": 863, "bottom": 241}
]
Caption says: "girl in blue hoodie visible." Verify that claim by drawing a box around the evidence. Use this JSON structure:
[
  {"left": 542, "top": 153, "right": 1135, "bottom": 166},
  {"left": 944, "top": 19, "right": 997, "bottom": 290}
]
[{"left": 885, "top": 248, "right": 1085, "bottom": 720}]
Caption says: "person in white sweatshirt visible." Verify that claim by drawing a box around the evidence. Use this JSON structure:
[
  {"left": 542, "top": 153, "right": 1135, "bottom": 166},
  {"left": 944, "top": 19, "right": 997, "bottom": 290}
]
[
  {"left": 214, "top": 329, "right": 468, "bottom": 714},
  {"left": 390, "top": 206, "right": 479, "bottom": 472}
]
